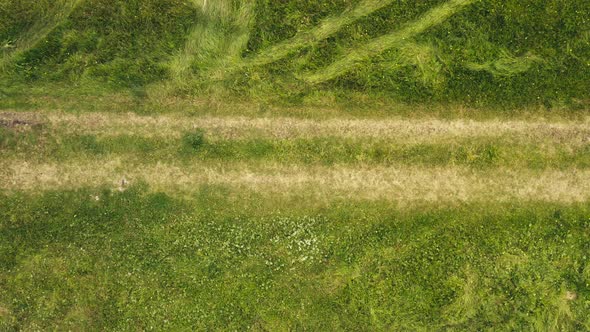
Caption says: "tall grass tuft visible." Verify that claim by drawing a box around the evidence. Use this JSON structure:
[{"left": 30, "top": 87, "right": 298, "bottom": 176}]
[{"left": 167, "top": 0, "right": 254, "bottom": 92}]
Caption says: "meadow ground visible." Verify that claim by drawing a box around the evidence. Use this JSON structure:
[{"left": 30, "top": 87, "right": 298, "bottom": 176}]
[{"left": 1, "top": 0, "right": 590, "bottom": 330}]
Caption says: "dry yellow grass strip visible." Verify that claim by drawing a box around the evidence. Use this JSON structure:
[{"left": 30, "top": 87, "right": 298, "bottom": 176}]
[
  {"left": 2, "top": 159, "right": 589, "bottom": 203},
  {"left": 41, "top": 112, "right": 590, "bottom": 145}
]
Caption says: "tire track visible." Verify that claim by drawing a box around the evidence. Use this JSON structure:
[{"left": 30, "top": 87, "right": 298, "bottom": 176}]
[
  {"left": 2, "top": 160, "right": 589, "bottom": 203},
  {"left": 35, "top": 112, "right": 590, "bottom": 145}
]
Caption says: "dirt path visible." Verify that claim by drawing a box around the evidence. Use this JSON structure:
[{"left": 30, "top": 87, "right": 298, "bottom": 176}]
[{"left": 2, "top": 111, "right": 589, "bottom": 202}]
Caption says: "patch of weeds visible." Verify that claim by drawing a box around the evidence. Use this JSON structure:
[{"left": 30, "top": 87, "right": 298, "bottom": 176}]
[
  {"left": 454, "top": 143, "right": 500, "bottom": 167},
  {"left": 0, "top": 126, "right": 43, "bottom": 153},
  {"left": 182, "top": 129, "right": 207, "bottom": 152},
  {"left": 76, "top": 134, "right": 104, "bottom": 154}
]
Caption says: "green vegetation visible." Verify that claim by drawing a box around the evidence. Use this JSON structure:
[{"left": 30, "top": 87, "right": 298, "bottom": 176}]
[
  {"left": 1, "top": 189, "right": 589, "bottom": 330},
  {"left": 1, "top": 0, "right": 195, "bottom": 85},
  {"left": 181, "top": 129, "right": 207, "bottom": 152},
  {"left": 1, "top": 0, "right": 588, "bottom": 108},
  {"left": 2, "top": 128, "right": 590, "bottom": 169},
  {"left": 1, "top": 0, "right": 589, "bottom": 330}
]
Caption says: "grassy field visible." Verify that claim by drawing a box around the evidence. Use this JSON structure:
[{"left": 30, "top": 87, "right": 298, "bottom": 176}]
[{"left": 1, "top": 0, "right": 590, "bottom": 330}]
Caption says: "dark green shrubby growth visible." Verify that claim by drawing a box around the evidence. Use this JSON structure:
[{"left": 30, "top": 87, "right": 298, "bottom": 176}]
[{"left": 182, "top": 129, "right": 207, "bottom": 152}]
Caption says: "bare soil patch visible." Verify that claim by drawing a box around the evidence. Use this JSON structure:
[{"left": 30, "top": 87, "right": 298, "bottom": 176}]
[{"left": 0, "top": 112, "right": 44, "bottom": 130}]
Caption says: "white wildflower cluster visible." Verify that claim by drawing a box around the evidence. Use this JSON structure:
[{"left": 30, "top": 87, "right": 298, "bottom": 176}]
[{"left": 270, "top": 215, "right": 326, "bottom": 266}]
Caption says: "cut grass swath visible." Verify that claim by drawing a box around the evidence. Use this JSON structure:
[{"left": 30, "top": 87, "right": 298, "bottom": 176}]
[
  {"left": 184, "top": 0, "right": 396, "bottom": 84},
  {"left": 240, "top": 0, "right": 396, "bottom": 69},
  {"left": 169, "top": 0, "right": 255, "bottom": 84},
  {"left": 301, "top": 0, "right": 476, "bottom": 84}
]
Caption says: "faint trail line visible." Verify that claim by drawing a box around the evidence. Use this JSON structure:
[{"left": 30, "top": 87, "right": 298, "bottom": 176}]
[
  {"left": 2, "top": 160, "right": 589, "bottom": 203},
  {"left": 236, "top": 0, "right": 395, "bottom": 69},
  {"left": 302, "top": 0, "right": 476, "bottom": 84},
  {"left": 39, "top": 112, "right": 590, "bottom": 145}
]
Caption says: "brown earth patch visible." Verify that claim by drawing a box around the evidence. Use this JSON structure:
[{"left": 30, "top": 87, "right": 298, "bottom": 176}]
[{"left": 0, "top": 112, "right": 44, "bottom": 130}]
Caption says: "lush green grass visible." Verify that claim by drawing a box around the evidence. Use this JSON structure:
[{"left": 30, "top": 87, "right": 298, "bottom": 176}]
[
  {"left": 1, "top": 0, "right": 588, "bottom": 109},
  {"left": 1, "top": 1, "right": 589, "bottom": 330},
  {"left": 242, "top": 0, "right": 590, "bottom": 108},
  {"left": 1, "top": 0, "right": 196, "bottom": 86},
  {"left": 1, "top": 187, "right": 589, "bottom": 330}
]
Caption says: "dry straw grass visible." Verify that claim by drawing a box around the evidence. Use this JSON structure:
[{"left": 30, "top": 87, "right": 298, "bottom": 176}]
[
  {"left": 2, "top": 159, "right": 589, "bottom": 203},
  {"left": 42, "top": 112, "right": 590, "bottom": 145}
]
